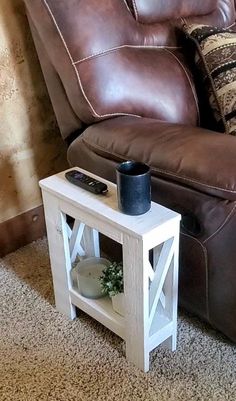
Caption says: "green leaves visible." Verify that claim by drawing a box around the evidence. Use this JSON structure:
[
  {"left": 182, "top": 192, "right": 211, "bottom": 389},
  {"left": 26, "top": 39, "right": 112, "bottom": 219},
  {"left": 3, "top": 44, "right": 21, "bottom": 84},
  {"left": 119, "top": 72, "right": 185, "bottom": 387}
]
[{"left": 99, "top": 262, "right": 123, "bottom": 297}]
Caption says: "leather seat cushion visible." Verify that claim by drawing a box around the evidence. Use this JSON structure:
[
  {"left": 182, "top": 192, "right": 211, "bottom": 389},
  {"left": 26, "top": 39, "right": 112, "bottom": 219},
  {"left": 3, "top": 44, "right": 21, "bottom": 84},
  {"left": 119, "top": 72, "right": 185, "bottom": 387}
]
[{"left": 67, "top": 116, "right": 236, "bottom": 201}]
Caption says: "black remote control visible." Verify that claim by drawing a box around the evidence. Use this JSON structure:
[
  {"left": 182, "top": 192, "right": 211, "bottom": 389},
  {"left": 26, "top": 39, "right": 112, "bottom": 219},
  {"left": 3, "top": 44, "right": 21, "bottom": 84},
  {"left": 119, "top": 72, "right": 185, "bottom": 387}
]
[{"left": 65, "top": 170, "right": 108, "bottom": 195}]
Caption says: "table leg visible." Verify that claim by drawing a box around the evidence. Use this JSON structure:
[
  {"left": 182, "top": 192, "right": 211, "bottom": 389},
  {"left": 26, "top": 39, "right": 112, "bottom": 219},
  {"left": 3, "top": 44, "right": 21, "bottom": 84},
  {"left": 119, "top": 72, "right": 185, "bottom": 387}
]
[
  {"left": 42, "top": 191, "right": 76, "bottom": 319},
  {"left": 162, "top": 233, "right": 179, "bottom": 351},
  {"left": 122, "top": 234, "right": 150, "bottom": 372}
]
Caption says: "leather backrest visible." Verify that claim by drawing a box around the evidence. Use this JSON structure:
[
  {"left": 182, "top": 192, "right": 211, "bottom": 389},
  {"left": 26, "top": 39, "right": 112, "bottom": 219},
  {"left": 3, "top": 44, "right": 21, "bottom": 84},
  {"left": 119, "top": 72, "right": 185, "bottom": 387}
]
[
  {"left": 128, "top": 0, "right": 235, "bottom": 26},
  {"left": 130, "top": 0, "right": 217, "bottom": 23},
  {"left": 25, "top": 0, "right": 235, "bottom": 128},
  {"left": 182, "top": 0, "right": 235, "bottom": 27}
]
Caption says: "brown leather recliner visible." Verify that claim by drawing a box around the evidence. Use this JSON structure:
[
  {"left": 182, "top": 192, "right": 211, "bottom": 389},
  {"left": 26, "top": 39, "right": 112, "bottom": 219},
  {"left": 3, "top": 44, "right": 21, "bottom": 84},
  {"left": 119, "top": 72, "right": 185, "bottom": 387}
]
[{"left": 25, "top": 0, "right": 236, "bottom": 342}]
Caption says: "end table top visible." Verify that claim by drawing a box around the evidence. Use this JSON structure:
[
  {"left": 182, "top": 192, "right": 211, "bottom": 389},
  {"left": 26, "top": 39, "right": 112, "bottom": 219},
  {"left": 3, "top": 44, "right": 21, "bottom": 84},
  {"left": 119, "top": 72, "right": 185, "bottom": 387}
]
[{"left": 39, "top": 168, "right": 180, "bottom": 239}]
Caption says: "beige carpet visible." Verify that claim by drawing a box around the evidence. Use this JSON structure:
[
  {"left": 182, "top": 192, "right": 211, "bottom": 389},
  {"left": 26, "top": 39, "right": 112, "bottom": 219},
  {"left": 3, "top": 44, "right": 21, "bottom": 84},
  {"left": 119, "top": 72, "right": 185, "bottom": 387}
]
[{"left": 0, "top": 238, "right": 236, "bottom": 401}]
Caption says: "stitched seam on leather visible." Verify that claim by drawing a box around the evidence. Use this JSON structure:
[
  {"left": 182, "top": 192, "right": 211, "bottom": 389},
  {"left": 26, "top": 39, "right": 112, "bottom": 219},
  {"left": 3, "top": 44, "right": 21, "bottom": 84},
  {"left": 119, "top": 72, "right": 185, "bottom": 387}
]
[
  {"left": 203, "top": 203, "right": 236, "bottom": 244},
  {"left": 43, "top": 1, "right": 73, "bottom": 62},
  {"left": 122, "top": 0, "right": 132, "bottom": 13},
  {"left": 151, "top": 167, "right": 236, "bottom": 194},
  {"left": 132, "top": 0, "right": 139, "bottom": 21},
  {"left": 81, "top": 137, "right": 125, "bottom": 162},
  {"left": 81, "top": 137, "right": 236, "bottom": 194},
  {"left": 181, "top": 232, "right": 209, "bottom": 320},
  {"left": 164, "top": 49, "right": 200, "bottom": 124},
  {"left": 43, "top": 0, "right": 101, "bottom": 118},
  {"left": 74, "top": 59, "right": 141, "bottom": 118},
  {"left": 226, "top": 22, "right": 236, "bottom": 29},
  {"left": 73, "top": 45, "right": 181, "bottom": 65},
  {"left": 43, "top": 1, "right": 144, "bottom": 120}
]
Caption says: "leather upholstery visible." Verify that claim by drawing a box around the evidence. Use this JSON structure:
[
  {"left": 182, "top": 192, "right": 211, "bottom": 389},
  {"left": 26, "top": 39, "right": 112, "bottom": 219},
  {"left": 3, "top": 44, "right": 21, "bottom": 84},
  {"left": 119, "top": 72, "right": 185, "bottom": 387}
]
[
  {"left": 130, "top": 0, "right": 217, "bottom": 23},
  {"left": 182, "top": 0, "right": 235, "bottom": 27},
  {"left": 25, "top": 0, "right": 198, "bottom": 125},
  {"left": 128, "top": 0, "right": 235, "bottom": 27},
  {"left": 67, "top": 116, "right": 236, "bottom": 201},
  {"left": 25, "top": 0, "right": 236, "bottom": 342}
]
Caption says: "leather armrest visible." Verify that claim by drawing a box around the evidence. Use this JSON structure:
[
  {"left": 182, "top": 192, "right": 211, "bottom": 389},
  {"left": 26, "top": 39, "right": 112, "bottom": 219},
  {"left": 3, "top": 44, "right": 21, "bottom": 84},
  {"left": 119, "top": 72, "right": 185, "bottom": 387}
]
[{"left": 68, "top": 116, "right": 236, "bottom": 201}]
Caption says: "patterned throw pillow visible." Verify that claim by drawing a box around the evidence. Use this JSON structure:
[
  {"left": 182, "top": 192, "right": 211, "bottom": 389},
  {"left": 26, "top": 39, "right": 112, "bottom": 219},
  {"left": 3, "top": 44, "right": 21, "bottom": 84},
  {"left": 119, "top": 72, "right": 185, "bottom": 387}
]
[{"left": 183, "top": 24, "right": 236, "bottom": 135}]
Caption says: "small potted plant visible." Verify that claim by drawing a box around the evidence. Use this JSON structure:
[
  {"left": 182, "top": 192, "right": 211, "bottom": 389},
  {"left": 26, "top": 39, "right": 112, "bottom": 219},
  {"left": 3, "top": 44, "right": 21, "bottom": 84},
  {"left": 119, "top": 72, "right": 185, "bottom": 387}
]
[{"left": 99, "top": 261, "right": 125, "bottom": 316}]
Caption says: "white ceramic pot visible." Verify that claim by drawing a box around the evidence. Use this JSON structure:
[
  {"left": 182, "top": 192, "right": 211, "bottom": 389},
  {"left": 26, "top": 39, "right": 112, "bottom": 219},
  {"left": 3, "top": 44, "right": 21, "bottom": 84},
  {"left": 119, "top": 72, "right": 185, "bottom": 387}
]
[{"left": 111, "top": 293, "right": 125, "bottom": 316}]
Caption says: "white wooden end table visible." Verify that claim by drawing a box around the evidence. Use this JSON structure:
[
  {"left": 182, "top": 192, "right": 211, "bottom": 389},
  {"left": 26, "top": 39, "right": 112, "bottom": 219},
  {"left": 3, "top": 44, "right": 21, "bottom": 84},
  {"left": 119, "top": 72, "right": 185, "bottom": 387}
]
[{"left": 39, "top": 168, "right": 181, "bottom": 372}]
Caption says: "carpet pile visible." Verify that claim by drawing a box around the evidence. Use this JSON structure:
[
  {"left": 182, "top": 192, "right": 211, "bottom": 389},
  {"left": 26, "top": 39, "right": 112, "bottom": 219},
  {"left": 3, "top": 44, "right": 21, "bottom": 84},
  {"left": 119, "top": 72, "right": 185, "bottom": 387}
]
[{"left": 0, "top": 238, "right": 235, "bottom": 400}]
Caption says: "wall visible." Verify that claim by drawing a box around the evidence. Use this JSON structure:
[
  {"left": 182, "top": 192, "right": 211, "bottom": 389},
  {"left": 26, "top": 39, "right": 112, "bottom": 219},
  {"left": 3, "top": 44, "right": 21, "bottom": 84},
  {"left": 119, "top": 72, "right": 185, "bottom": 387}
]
[{"left": 0, "top": 0, "right": 68, "bottom": 225}]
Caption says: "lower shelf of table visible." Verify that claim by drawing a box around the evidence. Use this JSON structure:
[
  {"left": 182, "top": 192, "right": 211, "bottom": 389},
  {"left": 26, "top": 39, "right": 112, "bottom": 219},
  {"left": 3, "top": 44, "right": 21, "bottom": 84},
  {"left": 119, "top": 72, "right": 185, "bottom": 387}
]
[
  {"left": 69, "top": 288, "right": 126, "bottom": 339},
  {"left": 70, "top": 289, "right": 174, "bottom": 351}
]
